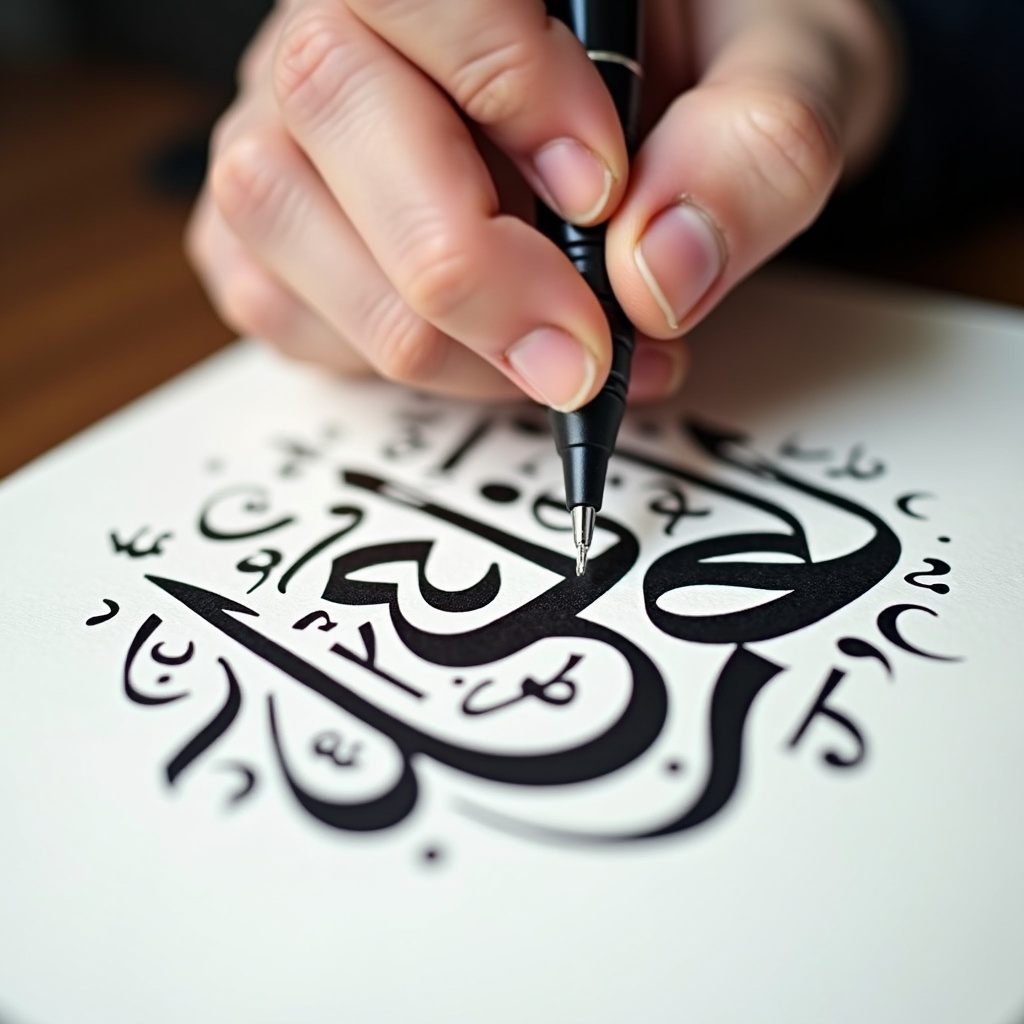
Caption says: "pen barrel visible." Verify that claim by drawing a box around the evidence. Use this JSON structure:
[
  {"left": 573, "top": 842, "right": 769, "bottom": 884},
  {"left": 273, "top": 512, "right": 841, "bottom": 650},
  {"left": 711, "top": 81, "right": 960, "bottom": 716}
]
[
  {"left": 540, "top": 213, "right": 633, "bottom": 511},
  {"left": 546, "top": 0, "right": 643, "bottom": 152},
  {"left": 542, "top": 0, "right": 642, "bottom": 512}
]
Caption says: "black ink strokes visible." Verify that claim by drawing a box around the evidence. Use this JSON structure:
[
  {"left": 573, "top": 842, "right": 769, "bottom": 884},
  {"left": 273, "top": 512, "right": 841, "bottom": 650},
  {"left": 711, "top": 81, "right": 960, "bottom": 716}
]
[
  {"left": 331, "top": 622, "right": 426, "bottom": 699},
  {"left": 165, "top": 658, "right": 243, "bottom": 786},
  {"left": 271, "top": 426, "right": 341, "bottom": 478},
  {"left": 233, "top": 510, "right": 365, "bottom": 595},
  {"left": 904, "top": 558, "right": 952, "bottom": 595},
  {"left": 780, "top": 437, "right": 885, "bottom": 481},
  {"left": 237, "top": 549, "right": 284, "bottom": 593},
  {"left": 647, "top": 481, "right": 710, "bottom": 537},
  {"left": 86, "top": 599, "right": 120, "bottom": 626},
  {"left": 293, "top": 611, "right": 338, "bottom": 632},
  {"left": 110, "top": 527, "right": 172, "bottom": 558},
  {"left": 531, "top": 493, "right": 572, "bottom": 532},
  {"left": 877, "top": 604, "right": 962, "bottom": 662},
  {"left": 124, "top": 616, "right": 190, "bottom": 707},
  {"left": 837, "top": 637, "right": 893, "bottom": 677},
  {"left": 312, "top": 731, "right": 362, "bottom": 768},
  {"left": 896, "top": 492, "right": 935, "bottom": 520},
  {"left": 324, "top": 539, "right": 502, "bottom": 617},
  {"left": 788, "top": 668, "right": 866, "bottom": 769},
  {"left": 123, "top": 619, "right": 246, "bottom": 796},
  {"left": 458, "top": 647, "right": 782, "bottom": 843},
  {"left": 434, "top": 418, "right": 495, "bottom": 473},
  {"left": 151, "top": 640, "right": 196, "bottom": 666},
  {"left": 636, "top": 423, "right": 901, "bottom": 645},
  {"left": 639, "top": 649, "right": 781, "bottom": 837},
  {"left": 460, "top": 655, "right": 581, "bottom": 717},
  {"left": 509, "top": 415, "right": 546, "bottom": 437},
  {"left": 825, "top": 444, "right": 885, "bottom": 481},
  {"left": 481, "top": 483, "right": 520, "bottom": 504},
  {"left": 276, "top": 507, "right": 364, "bottom": 594},
  {"left": 275, "top": 437, "right": 321, "bottom": 479},
  {"left": 384, "top": 408, "right": 445, "bottom": 463},
  {"left": 199, "top": 485, "right": 295, "bottom": 541},
  {"left": 219, "top": 761, "right": 258, "bottom": 807},
  {"left": 779, "top": 436, "right": 832, "bottom": 461},
  {"left": 267, "top": 694, "right": 419, "bottom": 832},
  {"left": 147, "top": 513, "right": 667, "bottom": 795}
]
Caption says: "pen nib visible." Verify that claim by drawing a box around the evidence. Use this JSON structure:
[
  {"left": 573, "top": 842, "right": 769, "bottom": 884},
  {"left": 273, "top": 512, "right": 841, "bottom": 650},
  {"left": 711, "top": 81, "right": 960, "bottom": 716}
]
[
  {"left": 570, "top": 505, "right": 596, "bottom": 577},
  {"left": 575, "top": 543, "right": 589, "bottom": 577}
]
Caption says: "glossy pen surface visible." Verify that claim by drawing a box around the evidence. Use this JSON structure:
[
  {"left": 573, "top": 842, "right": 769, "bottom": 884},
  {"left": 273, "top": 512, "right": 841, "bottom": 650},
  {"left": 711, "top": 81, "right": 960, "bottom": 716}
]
[{"left": 541, "top": 0, "right": 643, "bottom": 573}]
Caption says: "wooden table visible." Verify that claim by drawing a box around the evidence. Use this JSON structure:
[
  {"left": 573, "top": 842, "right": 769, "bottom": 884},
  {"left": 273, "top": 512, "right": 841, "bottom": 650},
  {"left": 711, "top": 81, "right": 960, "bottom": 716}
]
[{"left": 2, "top": 62, "right": 1023, "bottom": 481}]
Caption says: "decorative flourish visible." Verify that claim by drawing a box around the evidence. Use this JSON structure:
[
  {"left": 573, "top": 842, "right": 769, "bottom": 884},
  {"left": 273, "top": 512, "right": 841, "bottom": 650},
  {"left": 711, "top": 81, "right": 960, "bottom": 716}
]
[
  {"left": 86, "top": 599, "right": 120, "bottom": 626},
  {"left": 110, "top": 527, "right": 172, "bottom": 559}
]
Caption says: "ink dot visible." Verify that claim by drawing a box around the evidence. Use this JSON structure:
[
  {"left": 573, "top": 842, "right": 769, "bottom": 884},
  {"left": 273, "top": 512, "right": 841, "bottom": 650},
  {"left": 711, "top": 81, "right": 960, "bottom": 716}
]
[
  {"left": 519, "top": 463, "right": 538, "bottom": 476},
  {"left": 157, "top": 674, "right": 172, "bottom": 685},
  {"left": 481, "top": 483, "right": 520, "bottom": 504},
  {"left": 608, "top": 475, "right": 623, "bottom": 488},
  {"left": 452, "top": 677, "right": 465, "bottom": 687},
  {"left": 665, "top": 760, "right": 684, "bottom": 775},
  {"left": 939, "top": 536, "right": 950, "bottom": 543},
  {"left": 422, "top": 846, "right": 444, "bottom": 865}
]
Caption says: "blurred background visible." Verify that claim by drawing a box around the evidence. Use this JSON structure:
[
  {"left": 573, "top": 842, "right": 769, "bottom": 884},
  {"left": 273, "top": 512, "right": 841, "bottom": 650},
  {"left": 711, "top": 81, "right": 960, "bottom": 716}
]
[{"left": 1, "top": 0, "right": 1022, "bottom": 479}]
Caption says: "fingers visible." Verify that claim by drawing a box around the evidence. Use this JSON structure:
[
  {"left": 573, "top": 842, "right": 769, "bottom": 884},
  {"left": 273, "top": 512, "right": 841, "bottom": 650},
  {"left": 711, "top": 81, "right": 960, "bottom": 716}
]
[
  {"left": 608, "top": 1, "right": 895, "bottom": 339},
  {"left": 270, "top": 0, "right": 614, "bottom": 410},
  {"left": 187, "top": 190, "right": 371, "bottom": 374},
  {"left": 345, "top": 0, "right": 628, "bottom": 224},
  {"left": 629, "top": 337, "right": 690, "bottom": 403},
  {"left": 208, "top": 126, "right": 521, "bottom": 399}
]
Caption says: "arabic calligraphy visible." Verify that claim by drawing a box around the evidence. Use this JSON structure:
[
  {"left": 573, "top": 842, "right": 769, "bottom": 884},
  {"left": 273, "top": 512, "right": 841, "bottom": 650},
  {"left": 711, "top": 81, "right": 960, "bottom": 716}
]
[{"left": 90, "top": 406, "right": 962, "bottom": 850}]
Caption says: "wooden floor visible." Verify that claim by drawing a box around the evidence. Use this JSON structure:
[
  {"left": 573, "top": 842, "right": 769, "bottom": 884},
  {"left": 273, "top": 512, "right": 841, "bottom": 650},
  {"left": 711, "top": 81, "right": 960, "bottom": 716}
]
[
  {"left": 0, "top": 63, "right": 232, "bottom": 480},
  {"left": 1, "top": 61, "right": 1022, "bottom": 481}
]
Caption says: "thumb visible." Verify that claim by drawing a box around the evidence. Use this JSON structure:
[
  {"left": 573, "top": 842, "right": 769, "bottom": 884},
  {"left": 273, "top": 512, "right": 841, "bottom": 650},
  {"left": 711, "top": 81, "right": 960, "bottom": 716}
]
[{"left": 607, "top": 5, "right": 897, "bottom": 338}]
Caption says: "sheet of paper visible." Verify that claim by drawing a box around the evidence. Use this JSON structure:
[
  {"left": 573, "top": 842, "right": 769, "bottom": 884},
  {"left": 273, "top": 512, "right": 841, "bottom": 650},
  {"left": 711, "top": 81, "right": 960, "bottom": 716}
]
[{"left": 1, "top": 270, "right": 1023, "bottom": 1024}]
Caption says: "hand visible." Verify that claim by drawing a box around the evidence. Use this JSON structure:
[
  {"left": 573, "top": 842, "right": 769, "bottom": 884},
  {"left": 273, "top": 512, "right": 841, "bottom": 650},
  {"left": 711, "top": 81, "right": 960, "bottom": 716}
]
[{"left": 188, "top": 0, "right": 899, "bottom": 408}]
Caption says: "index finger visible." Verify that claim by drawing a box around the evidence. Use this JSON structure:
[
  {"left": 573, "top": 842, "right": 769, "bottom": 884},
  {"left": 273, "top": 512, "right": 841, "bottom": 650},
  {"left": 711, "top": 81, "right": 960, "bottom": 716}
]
[{"left": 347, "top": 0, "right": 629, "bottom": 225}]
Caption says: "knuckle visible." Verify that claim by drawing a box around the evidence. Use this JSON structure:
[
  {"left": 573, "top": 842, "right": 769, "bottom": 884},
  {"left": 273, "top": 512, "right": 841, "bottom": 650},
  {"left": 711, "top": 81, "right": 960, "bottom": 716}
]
[
  {"left": 396, "top": 229, "right": 479, "bottom": 324},
  {"left": 209, "top": 131, "right": 289, "bottom": 228},
  {"left": 449, "top": 38, "right": 537, "bottom": 126},
  {"left": 273, "top": 10, "right": 367, "bottom": 128},
  {"left": 364, "top": 292, "right": 446, "bottom": 385},
  {"left": 738, "top": 90, "right": 843, "bottom": 213}
]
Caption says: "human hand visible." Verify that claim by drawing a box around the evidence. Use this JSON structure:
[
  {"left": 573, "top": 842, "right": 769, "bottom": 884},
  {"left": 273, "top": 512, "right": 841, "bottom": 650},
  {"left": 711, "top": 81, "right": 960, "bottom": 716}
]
[{"left": 188, "top": 0, "right": 899, "bottom": 409}]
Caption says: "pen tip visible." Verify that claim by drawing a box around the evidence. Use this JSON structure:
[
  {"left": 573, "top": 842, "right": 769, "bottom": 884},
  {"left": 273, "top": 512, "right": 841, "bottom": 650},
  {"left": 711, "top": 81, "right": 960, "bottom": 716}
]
[
  {"left": 575, "top": 543, "right": 589, "bottom": 577},
  {"left": 570, "top": 504, "right": 596, "bottom": 577}
]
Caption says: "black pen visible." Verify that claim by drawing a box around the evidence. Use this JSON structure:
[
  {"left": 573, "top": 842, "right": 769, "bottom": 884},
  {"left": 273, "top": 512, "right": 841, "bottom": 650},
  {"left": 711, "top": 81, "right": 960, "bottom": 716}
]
[{"left": 540, "top": 0, "right": 644, "bottom": 575}]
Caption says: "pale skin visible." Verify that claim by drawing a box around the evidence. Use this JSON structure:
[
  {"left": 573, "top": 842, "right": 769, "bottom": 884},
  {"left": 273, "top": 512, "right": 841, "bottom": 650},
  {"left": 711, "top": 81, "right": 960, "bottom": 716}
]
[{"left": 188, "top": 0, "right": 900, "bottom": 410}]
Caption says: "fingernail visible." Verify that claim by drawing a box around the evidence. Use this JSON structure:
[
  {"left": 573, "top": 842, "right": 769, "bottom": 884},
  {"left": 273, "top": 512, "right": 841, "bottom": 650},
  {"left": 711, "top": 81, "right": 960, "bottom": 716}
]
[
  {"left": 634, "top": 201, "right": 724, "bottom": 330},
  {"left": 629, "top": 345, "right": 686, "bottom": 401},
  {"left": 534, "top": 138, "right": 615, "bottom": 224},
  {"left": 506, "top": 327, "right": 597, "bottom": 412}
]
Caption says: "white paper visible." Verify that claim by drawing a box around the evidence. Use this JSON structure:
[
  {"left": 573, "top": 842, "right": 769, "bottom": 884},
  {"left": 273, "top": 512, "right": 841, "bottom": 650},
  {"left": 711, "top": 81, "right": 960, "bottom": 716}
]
[{"left": 1, "top": 270, "right": 1023, "bottom": 1024}]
